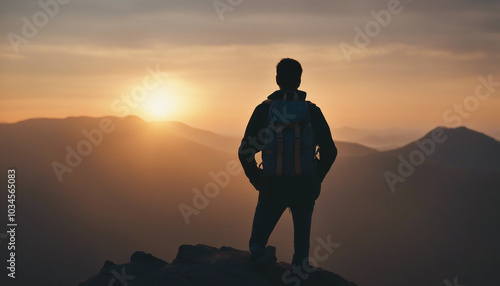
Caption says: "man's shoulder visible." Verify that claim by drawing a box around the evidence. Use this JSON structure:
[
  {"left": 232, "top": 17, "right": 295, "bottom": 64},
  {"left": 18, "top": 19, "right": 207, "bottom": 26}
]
[
  {"left": 306, "top": 100, "right": 318, "bottom": 107},
  {"left": 306, "top": 101, "right": 322, "bottom": 114},
  {"left": 254, "top": 100, "right": 273, "bottom": 111},
  {"left": 261, "top": 99, "right": 274, "bottom": 106},
  {"left": 248, "top": 101, "right": 272, "bottom": 121},
  {"left": 258, "top": 98, "right": 319, "bottom": 106},
  {"left": 255, "top": 99, "right": 322, "bottom": 113}
]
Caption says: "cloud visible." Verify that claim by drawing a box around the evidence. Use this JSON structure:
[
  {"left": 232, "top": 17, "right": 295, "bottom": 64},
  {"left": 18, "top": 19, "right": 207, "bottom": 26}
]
[
  {"left": 1, "top": 0, "right": 499, "bottom": 131},
  {"left": 1, "top": 0, "right": 498, "bottom": 56}
]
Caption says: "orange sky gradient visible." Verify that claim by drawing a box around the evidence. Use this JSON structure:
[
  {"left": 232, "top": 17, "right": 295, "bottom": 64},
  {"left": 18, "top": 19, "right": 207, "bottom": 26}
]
[{"left": 1, "top": 0, "right": 499, "bottom": 136}]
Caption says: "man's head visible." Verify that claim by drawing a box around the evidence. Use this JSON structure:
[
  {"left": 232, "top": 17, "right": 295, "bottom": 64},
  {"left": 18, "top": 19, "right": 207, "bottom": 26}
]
[{"left": 276, "top": 58, "right": 302, "bottom": 90}]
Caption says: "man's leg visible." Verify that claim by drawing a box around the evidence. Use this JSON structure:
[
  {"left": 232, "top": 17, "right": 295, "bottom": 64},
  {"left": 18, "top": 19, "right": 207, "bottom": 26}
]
[
  {"left": 290, "top": 201, "right": 315, "bottom": 267},
  {"left": 249, "top": 197, "right": 287, "bottom": 257}
]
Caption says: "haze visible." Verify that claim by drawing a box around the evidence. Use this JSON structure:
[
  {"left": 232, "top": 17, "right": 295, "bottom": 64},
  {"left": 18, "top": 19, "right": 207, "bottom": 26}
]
[{"left": 1, "top": 0, "right": 499, "bottom": 135}]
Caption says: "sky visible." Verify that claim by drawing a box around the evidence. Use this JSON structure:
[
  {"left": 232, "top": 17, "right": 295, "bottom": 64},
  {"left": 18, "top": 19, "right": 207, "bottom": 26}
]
[{"left": 1, "top": 0, "right": 499, "bottom": 136}]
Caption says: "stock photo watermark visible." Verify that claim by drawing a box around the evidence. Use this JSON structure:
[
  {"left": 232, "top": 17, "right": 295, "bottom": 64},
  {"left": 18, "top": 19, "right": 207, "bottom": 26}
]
[
  {"left": 110, "top": 65, "right": 165, "bottom": 118},
  {"left": 179, "top": 101, "right": 299, "bottom": 224},
  {"left": 384, "top": 74, "right": 499, "bottom": 192},
  {"left": 442, "top": 74, "right": 500, "bottom": 127},
  {"left": 178, "top": 160, "right": 242, "bottom": 224},
  {"left": 213, "top": 0, "right": 243, "bottom": 21},
  {"left": 339, "top": 0, "right": 405, "bottom": 63},
  {"left": 239, "top": 105, "right": 297, "bottom": 162},
  {"left": 282, "top": 235, "right": 340, "bottom": 285},
  {"left": 5, "top": 169, "right": 17, "bottom": 279},
  {"left": 7, "top": 0, "right": 72, "bottom": 53},
  {"left": 384, "top": 127, "right": 447, "bottom": 192},
  {"left": 108, "top": 267, "right": 135, "bottom": 286},
  {"left": 51, "top": 64, "right": 164, "bottom": 182}
]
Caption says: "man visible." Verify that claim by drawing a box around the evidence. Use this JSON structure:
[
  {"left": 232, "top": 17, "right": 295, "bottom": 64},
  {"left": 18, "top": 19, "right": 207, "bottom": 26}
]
[{"left": 238, "top": 58, "right": 337, "bottom": 271}]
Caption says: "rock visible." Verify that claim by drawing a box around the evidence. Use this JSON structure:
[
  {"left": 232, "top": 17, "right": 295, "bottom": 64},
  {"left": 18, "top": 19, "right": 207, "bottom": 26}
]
[{"left": 79, "top": 244, "right": 357, "bottom": 286}]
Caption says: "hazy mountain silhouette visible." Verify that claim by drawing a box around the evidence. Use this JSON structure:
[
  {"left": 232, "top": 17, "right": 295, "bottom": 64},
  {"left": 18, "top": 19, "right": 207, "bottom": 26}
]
[
  {"left": 0, "top": 117, "right": 499, "bottom": 286},
  {"left": 155, "top": 120, "right": 379, "bottom": 158},
  {"left": 78, "top": 244, "right": 357, "bottom": 286},
  {"left": 0, "top": 116, "right": 244, "bottom": 286},
  {"left": 314, "top": 126, "right": 500, "bottom": 286},
  {"left": 152, "top": 121, "right": 241, "bottom": 153},
  {"left": 384, "top": 126, "right": 500, "bottom": 171},
  {"left": 332, "top": 126, "right": 424, "bottom": 150},
  {"left": 335, "top": 142, "right": 378, "bottom": 157}
]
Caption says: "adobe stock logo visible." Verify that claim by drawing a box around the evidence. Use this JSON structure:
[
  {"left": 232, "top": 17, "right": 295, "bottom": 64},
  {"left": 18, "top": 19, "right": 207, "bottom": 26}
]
[
  {"left": 7, "top": 0, "right": 72, "bottom": 53},
  {"left": 282, "top": 235, "right": 341, "bottom": 285},
  {"left": 51, "top": 64, "right": 164, "bottom": 183},
  {"left": 384, "top": 127, "right": 448, "bottom": 193},
  {"left": 108, "top": 267, "right": 135, "bottom": 286},
  {"left": 385, "top": 73, "right": 498, "bottom": 193},
  {"left": 178, "top": 160, "right": 242, "bottom": 224},
  {"left": 213, "top": 0, "right": 243, "bottom": 21},
  {"left": 339, "top": 0, "right": 404, "bottom": 63},
  {"left": 51, "top": 119, "right": 115, "bottom": 182}
]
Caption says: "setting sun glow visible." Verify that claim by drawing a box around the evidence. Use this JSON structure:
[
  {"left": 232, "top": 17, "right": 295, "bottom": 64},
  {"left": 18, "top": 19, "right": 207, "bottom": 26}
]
[{"left": 142, "top": 91, "right": 177, "bottom": 121}]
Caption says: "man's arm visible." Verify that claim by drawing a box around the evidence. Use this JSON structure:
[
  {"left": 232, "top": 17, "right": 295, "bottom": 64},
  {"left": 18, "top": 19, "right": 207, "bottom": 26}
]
[
  {"left": 238, "top": 104, "right": 268, "bottom": 190},
  {"left": 311, "top": 106, "right": 337, "bottom": 182}
]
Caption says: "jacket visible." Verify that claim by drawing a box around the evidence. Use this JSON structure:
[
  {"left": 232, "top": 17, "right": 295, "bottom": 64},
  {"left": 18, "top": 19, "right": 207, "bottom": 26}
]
[{"left": 238, "top": 89, "right": 337, "bottom": 198}]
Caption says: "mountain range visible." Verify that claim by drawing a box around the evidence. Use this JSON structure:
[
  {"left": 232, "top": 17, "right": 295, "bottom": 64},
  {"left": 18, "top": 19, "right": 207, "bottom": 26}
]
[{"left": 0, "top": 116, "right": 499, "bottom": 286}]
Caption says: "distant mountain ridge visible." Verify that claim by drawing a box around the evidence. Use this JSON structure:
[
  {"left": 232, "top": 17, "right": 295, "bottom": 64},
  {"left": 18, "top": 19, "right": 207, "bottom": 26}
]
[
  {"left": 1, "top": 116, "right": 499, "bottom": 286},
  {"left": 384, "top": 126, "right": 500, "bottom": 171},
  {"left": 332, "top": 126, "right": 425, "bottom": 150},
  {"left": 153, "top": 120, "right": 241, "bottom": 153},
  {"left": 145, "top": 119, "right": 381, "bottom": 157}
]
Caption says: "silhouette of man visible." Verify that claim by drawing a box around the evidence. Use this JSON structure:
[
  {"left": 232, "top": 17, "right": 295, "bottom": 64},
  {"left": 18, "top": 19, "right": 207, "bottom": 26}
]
[{"left": 238, "top": 58, "right": 337, "bottom": 270}]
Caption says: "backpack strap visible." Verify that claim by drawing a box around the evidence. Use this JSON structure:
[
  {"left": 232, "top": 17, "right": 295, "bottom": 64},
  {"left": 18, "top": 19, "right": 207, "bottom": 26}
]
[
  {"left": 276, "top": 124, "right": 284, "bottom": 176},
  {"left": 294, "top": 122, "right": 301, "bottom": 175}
]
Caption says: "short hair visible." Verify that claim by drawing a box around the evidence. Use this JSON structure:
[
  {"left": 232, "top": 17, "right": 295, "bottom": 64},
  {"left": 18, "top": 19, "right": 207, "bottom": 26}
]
[{"left": 276, "top": 58, "right": 302, "bottom": 90}]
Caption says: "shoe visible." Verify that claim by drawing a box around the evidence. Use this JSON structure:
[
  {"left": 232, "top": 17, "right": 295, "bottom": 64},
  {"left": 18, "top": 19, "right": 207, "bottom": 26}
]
[{"left": 251, "top": 246, "right": 277, "bottom": 270}]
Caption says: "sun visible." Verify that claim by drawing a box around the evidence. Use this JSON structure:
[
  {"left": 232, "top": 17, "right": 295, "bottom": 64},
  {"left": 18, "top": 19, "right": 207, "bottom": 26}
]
[{"left": 142, "top": 90, "right": 178, "bottom": 121}]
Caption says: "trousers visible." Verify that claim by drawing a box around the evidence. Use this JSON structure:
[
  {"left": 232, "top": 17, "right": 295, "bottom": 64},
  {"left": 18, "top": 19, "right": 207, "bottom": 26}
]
[{"left": 249, "top": 189, "right": 315, "bottom": 266}]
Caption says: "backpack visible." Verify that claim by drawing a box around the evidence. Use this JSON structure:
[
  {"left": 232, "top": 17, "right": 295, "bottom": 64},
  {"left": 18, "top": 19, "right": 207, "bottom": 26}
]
[{"left": 261, "top": 91, "right": 316, "bottom": 177}]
